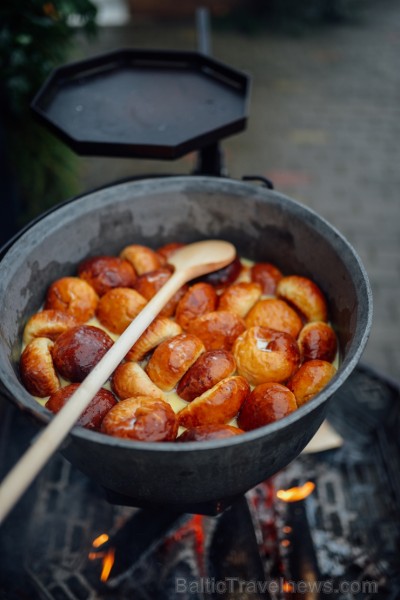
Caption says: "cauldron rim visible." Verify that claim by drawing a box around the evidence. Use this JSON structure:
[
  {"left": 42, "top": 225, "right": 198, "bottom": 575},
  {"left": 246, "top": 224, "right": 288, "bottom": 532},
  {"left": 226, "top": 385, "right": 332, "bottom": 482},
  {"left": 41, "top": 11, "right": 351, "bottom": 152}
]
[{"left": 0, "top": 175, "right": 373, "bottom": 453}]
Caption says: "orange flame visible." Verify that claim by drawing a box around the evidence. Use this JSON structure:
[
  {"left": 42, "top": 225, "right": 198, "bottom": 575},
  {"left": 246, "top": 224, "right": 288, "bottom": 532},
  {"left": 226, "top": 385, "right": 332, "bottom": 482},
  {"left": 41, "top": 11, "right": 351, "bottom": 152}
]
[
  {"left": 92, "top": 533, "right": 109, "bottom": 548},
  {"left": 100, "top": 548, "right": 115, "bottom": 582},
  {"left": 276, "top": 481, "right": 315, "bottom": 502}
]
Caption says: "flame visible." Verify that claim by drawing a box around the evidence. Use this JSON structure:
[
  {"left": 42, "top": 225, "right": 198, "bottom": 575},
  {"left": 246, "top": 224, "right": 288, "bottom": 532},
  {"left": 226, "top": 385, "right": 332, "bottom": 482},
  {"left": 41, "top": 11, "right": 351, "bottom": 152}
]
[
  {"left": 282, "top": 581, "right": 294, "bottom": 592},
  {"left": 100, "top": 548, "right": 115, "bottom": 582},
  {"left": 92, "top": 533, "right": 109, "bottom": 548},
  {"left": 276, "top": 481, "right": 315, "bottom": 502}
]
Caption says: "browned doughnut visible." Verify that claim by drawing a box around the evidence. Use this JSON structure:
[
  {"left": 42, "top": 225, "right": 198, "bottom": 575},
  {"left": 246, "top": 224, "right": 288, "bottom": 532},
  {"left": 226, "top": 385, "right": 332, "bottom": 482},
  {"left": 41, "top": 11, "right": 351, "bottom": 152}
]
[
  {"left": 287, "top": 359, "right": 336, "bottom": 406},
  {"left": 96, "top": 287, "right": 147, "bottom": 334},
  {"left": 45, "top": 276, "right": 98, "bottom": 322},
  {"left": 126, "top": 317, "right": 182, "bottom": 362},
  {"left": 233, "top": 326, "right": 300, "bottom": 386},
  {"left": 20, "top": 337, "right": 60, "bottom": 397},
  {"left": 177, "top": 424, "right": 244, "bottom": 442},
  {"left": 101, "top": 396, "right": 178, "bottom": 442},
  {"left": 120, "top": 244, "right": 162, "bottom": 275},
  {"left": 133, "top": 268, "right": 188, "bottom": 318},
  {"left": 177, "top": 349, "right": 236, "bottom": 401},
  {"left": 186, "top": 310, "right": 246, "bottom": 351},
  {"left": 250, "top": 262, "right": 283, "bottom": 295},
  {"left": 145, "top": 333, "right": 205, "bottom": 391},
  {"left": 112, "top": 362, "right": 165, "bottom": 401},
  {"left": 46, "top": 383, "right": 117, "bottom": 430},
  {"left": 23, "top": 309, "right": 79, "bottom": 345},
  {"left": 277, "top": 275, "right": 328, "bottom": 322},
  {"left": 245, "top": 298, "right": 303, "bottom": 338},
  {"left": 218, "top": 281, "right": 262, "bottom": 318},
  {"left": 237, "top": 382, "right": 297, "bottom": 430},
  {"left": 52, "top": 325, "right": 114, "bottom": 382},
  {"left": 199, "top": 255, "right": 242, "bottom": 291},
  {"left": 298, "top": 322, "right": 337, "bottom": 363},
  {"left": 175, "top": 282, "right": 218, "bottom": 330},
  {"left": 77, "top": 255, "right": 136, "bottom": 296},
  {"left": 177, "top": 375, "right": 250, "bottom": 428}
]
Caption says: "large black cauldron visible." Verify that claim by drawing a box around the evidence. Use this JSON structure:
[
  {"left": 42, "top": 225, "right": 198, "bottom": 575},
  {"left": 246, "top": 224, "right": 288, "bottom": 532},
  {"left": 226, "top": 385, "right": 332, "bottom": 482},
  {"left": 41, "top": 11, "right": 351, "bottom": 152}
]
[{"left": 0, "top": 177, "right": 372, "bottom": 511}]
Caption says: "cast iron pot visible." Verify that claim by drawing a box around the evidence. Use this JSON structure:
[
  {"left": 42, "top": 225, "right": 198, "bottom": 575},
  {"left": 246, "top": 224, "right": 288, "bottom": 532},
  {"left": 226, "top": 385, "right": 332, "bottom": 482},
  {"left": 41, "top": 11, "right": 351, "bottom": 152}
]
[{"left": 0, "top": 176, "right": 372, "bottom": 512}]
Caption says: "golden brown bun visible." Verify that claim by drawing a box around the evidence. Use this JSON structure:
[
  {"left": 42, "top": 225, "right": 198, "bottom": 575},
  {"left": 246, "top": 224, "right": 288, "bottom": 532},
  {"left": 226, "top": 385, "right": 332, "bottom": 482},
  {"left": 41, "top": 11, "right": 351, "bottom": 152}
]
[
  {"left": 145, "top": 333, "right": 205, "bottom": 391},
  {"left": 126, "top": 317, "right": 182, "bottom": 362},
  {"left": 233, "top": 326, "right": 300, "bottom": 386},
  {"left": 101, "top": 396, "right": 178, "bottom": 441},
  {"left": 238, "top": 382, "right": 297, "bottom": 431},
  {"left": 77, "top": 255, "right": 136, "bottom": 296},
  {"left": 186, "top": 310, "right": 246, "bottom": 351},
  {"left": 177, "top": 375, "right": 250, "bottom": 428},
  {"left": 250, "top": 262, "right": 283, "bottom": 295},
  {"left": 112, "top": 362, "right": 165, "bottom": 401},
  {"left": 96, "top": 287, "right": 147, "bottom": 334},
  {"left": 120, "top": 244, "right": 162, "bottom": 275},
  {"left": 298, "top": 322, "right": 337, "bottom": 363},
  {"left": 177, "top": 349, "right": 236, "bottom": 401},
  {"left": 23, "top": 309, "right": 79, "bottom": 345},
  {"left": 45, "top": 276, "right": 98, "bottom": 322},
  {"left": 46, "top": 383, "right": 116, "bottom": 430},
  {"left": 52, "top": 325, "right": 114, "bottom": 383},
  {"left": 287, "top": 359, "right": 336, "bottom": 406},
  {"left": 245, "top": 298, "right": 303, "bottom": 338},
  {"left": 156, "top": 242, "right": 185, "bottom": 264},
  {"left": 277, "top": 275, "right": 328, "bottom": 322},
  {"left": 175, "top": 282, "right": 218, "bottom": 330},
  {"left": 177, "top": 424, "right": 244, "bottom": 442},
  {"left": 133, "top": 268, "right": 188, "bottom": 318},
  {"left": 20, "top": 337, "right": 60, "bottom": 397},
  {"left": 218, "top": 281, "right": 262, "bottom": 318}
]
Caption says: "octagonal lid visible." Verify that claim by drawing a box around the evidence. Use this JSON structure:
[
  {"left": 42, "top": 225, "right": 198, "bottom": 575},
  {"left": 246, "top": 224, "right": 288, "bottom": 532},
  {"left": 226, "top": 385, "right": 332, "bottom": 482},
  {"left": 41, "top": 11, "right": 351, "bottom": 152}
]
[{"left": 31, "top": 48, "right": 251, "bottom": 159}]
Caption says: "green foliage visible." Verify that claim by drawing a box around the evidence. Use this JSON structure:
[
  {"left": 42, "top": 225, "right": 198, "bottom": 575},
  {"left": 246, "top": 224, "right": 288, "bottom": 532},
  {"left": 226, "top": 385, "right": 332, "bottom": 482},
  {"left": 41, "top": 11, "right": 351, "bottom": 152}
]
[{"left": 0, "top": 0, "right": 97, "bottom": 225}]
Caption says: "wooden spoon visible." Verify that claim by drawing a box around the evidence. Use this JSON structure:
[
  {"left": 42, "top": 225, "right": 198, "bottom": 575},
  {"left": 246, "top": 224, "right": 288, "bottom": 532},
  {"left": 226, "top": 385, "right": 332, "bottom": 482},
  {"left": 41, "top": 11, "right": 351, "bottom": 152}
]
[{"left": 0, "top": 239, "right": 236, "bottom": 524}]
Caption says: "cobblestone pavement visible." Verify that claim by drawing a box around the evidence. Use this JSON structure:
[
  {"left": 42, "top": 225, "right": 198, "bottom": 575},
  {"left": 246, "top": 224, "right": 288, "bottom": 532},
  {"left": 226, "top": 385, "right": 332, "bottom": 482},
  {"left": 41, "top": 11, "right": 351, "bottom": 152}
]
[{"left": 78, "top": 0, "right": 400, "bottom": 380}]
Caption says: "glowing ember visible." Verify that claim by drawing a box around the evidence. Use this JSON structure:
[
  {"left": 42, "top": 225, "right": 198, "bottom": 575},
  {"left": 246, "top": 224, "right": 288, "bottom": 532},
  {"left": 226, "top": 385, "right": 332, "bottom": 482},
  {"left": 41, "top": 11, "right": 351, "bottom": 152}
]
[
  {"left": 276, "top": 481, "right": 315, "bottom": 502},
  {"left": 92, "top": 533, "right": 109, "bottom": 548},
  {"left": 100, "top": 548, "right": 115, "bottom": 582}
]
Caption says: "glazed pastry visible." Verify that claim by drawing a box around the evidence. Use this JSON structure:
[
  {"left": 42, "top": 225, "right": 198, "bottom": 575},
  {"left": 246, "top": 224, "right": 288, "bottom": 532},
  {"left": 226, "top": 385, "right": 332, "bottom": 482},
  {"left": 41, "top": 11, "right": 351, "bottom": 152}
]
[
  {"left": 20, "top": 337, "right": 60, "bottom": 397},
  {"left": 245, "top": 298, "right": 303, "bottom": 339},
  {"left": 52, "top": 325, "right": 114, "bottom": 382},
  {"left": 175, "top": 282, "right": 218, "bottom": 330},
  {"left": 101, "top": 396, "right": 178, "bottom": 442},
  {"left": 218, "top": 281, "right": 262, "bottom": 318},
  {"left": 238, "top": 382, "right": 297, "bottom": 431},
  {"left": 145, "top": 333, "right": 205, "bottom": 391},
  {"left": 233, "top": 326, "right": 300, "bottom": 386},
  {"left": 120, "top": 244, "right": 162, "bottom": 275},
  {"left": 45, "top": 276, "right": 98, "bottom": 322},
  {"left": 96, "top": 287, "right": 147, "bottom": 334},
  {"left": 277, "top": 275, "right": 328, "bottom": 322},
  {"left": 298, "top": 322, "right": 337, "bottom": 363},
  {"left": 177, "top": 424, "right": 244, "bottom": 442},
  {"left": 177, "top": 375, "right": 250, "bottom": 428},
  {"left": 287, "top": 359, "right": 336, "bottom": 406},
  {"left": 77, "top": 255, "right": 136, "bottom": 296},
  {"left": 251, "top": 262, "right": 283, "bottom": 295},
  {"left": 112, "top": 361, "right": 165, "bottom": 401},
  {"left": 199, "top": 255, "right": 242, "bottom": 290},
  {"left": 133, "top": 268, "right": 188, "bottom": 318},
  {"left": 46, "top": 383, "right": 117, "bottom": 431},
  {"left": 177, "top": 349, "right": 236, "bottom": 401},
  {"left": 23, "top": 309, "right": 79, "bottom": 345},
  {"left": 186, "top": 310, "right": 246, "bottom": 351},
  {"left": 126, "top": 317, "right": 182, "bottom": 362}
]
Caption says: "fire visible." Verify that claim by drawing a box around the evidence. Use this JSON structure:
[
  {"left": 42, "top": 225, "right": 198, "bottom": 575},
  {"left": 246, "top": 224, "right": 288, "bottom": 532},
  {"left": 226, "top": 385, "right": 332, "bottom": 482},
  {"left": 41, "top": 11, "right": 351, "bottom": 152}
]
[
  {"left": 88, "top": 533, "right": 115, "bottom": 583},
  {"left": 276, "top": 481, "right": 315, "bottom": 502}
]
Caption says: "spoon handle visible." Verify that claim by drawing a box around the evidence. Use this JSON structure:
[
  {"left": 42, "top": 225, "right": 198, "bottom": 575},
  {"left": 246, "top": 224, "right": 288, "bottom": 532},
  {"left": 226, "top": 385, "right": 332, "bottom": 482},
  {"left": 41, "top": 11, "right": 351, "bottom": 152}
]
[{"left": 0, "top": 269, "right": 187, "bottom": 525}]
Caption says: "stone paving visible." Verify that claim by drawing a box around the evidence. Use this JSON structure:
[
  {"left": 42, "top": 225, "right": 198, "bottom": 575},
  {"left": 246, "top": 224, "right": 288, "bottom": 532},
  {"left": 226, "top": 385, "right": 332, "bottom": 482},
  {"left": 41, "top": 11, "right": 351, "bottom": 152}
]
[{"left": 78, "top": 0, "right": 400, "bottom": 380}]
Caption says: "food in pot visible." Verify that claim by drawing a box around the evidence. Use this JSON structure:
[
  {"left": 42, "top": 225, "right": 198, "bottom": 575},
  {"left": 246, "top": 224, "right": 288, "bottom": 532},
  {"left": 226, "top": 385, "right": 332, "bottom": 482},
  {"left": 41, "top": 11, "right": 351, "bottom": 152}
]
[{"left": 19, "top": 241, "right": 338, "bottom": 442}]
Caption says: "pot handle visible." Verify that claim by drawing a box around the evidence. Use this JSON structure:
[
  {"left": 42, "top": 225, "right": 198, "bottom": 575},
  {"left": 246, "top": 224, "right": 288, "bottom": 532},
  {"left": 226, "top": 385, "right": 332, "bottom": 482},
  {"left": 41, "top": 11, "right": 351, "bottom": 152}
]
[{"left": 242, "top": 175, "right": 274, "bottom": 189}]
